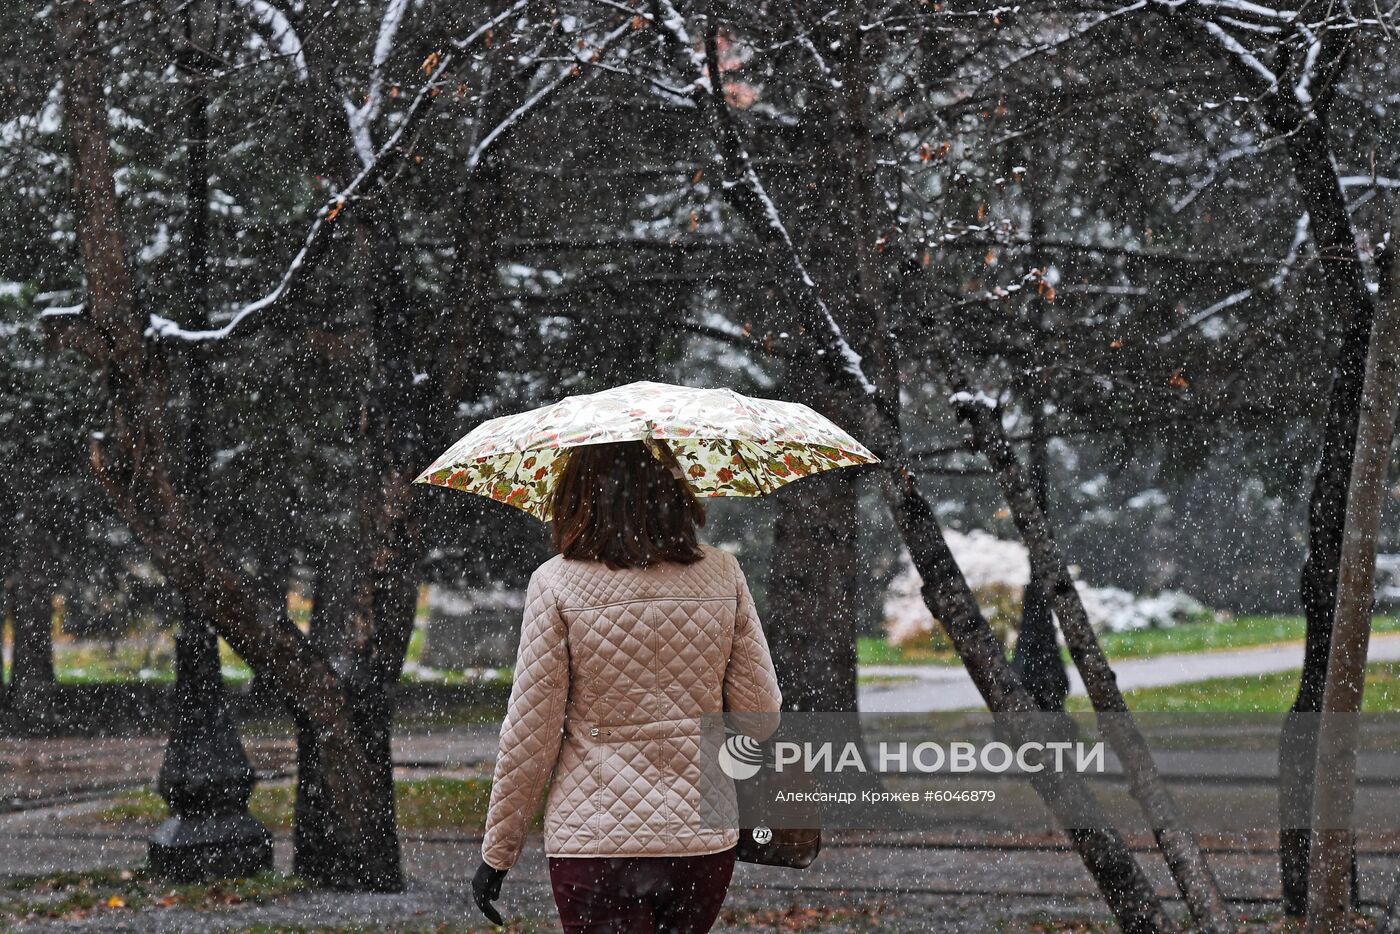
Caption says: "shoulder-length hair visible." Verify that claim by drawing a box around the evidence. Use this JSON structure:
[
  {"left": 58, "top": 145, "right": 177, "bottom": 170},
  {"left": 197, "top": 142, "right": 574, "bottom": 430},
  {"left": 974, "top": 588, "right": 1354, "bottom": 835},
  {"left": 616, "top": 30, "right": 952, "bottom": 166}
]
[{"left": 551, "top": 440, "right": 707, "bottom": 570}]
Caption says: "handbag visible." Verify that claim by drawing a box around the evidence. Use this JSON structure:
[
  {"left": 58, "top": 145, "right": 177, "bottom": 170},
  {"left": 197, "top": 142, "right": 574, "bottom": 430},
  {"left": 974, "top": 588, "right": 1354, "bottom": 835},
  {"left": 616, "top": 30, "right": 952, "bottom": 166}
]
[
  {"left": 736, "top": 825, "right": 821, "bottom": 868},
  {"left": 733, "top": 751, "right": 821, "bottom": 868}
]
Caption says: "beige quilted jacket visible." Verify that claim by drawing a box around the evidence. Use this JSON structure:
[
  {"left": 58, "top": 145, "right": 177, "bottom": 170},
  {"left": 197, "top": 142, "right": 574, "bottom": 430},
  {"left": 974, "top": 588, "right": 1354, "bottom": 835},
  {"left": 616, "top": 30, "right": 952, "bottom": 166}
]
[{"left": 481, "top": 545, "right": 782, "bottom": 869}]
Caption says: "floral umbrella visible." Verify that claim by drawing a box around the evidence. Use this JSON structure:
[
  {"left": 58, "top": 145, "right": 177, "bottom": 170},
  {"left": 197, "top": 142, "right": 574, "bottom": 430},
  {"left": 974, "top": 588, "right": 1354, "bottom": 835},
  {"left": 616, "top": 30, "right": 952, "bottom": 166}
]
[{"left": 414, "top": 380, "right": 879, "bottom": 520}]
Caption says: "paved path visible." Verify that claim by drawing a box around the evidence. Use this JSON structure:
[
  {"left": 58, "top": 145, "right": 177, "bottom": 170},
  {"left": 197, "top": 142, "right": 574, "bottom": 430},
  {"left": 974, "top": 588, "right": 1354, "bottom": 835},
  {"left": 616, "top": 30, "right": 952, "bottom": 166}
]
[
  {"left": 4, "top": 812, "right": 1398, "bottom": 932},
  {"left": 857, "top": 632, "right": 1400, "bottom": 713}
]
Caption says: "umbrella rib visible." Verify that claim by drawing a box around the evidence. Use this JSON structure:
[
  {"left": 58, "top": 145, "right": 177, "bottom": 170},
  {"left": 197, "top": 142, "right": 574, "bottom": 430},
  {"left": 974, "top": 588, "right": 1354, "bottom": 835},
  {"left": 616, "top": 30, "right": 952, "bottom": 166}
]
[{"left": 733, "top": 440, "right": 771, "bottom": 496}]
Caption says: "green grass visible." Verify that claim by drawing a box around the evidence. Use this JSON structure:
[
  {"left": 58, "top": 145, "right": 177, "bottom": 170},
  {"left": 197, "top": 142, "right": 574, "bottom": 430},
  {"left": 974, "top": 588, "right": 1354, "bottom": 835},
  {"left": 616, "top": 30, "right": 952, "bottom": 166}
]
[
  {"left": 1065, "top": 662, "right": 1400, "bottom": 713},
  {"left": 45, "top": 620, "right": 503, "bottom": 687},
  {"left": 856, "top": 636, "right": 959, "bottom": 667},
  {"left": 98, "top": 777, "right": 509, "bottom": 832},
  {"left": 0, "top": 868, "right": 303, "bottom": 924},
  {"left": 1092, "top": 614, "right": 1400, "bottom": 660},
  {"left": 859, "top": 615, "right": 1400, "bottom": 669}
]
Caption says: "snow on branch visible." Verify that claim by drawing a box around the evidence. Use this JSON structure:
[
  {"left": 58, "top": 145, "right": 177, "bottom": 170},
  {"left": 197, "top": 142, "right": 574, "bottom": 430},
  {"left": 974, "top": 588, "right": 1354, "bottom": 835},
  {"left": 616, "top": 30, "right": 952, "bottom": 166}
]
[
  {"left": 344, "top": 0, "right": 413, "bottom": 166},
  {"left": 651, "top": 0, "right": 712, "bottom": 93},
  {"left": 38, "top": 303, "right": 86, "bottom": 319},
  {"left": 466, "top": 17, "right": 633, "bottom": 170},
  {"left": 738, "top": 163, "right": 877, "bottom": 396},
  {"left": 1199, "top": 19, "right": 1278, "bottom": 89},
  {"left": 452, "top": 0, "right": 530, "bottom": 50},
  {"left": 645, "top": 2, "right": 877, "bottom": 397},
  {"left": 1340, "top": 176, "right": 1400, "bottom": 191},
  {"left": 1155, "top": 287, "right": 1255, "bottom": 345},
  {"left": 999, "top": 0, "right": 1147, "bottom": 71},
  {"left": 1193, "top": 0, "right": 1296, "bottom": 23},
  {"left": 149, "top": 7, "right": 520, "bottom": 344},
  {"left": 232, "top": 0, "right": 309, "bottom": 81}
]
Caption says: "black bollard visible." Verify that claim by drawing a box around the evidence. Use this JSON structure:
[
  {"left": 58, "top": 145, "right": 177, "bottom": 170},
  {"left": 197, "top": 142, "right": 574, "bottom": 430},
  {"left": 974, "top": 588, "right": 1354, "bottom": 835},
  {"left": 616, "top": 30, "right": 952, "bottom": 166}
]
[{"left": 149, "top": 615, "right": 272, "bottom": 882}]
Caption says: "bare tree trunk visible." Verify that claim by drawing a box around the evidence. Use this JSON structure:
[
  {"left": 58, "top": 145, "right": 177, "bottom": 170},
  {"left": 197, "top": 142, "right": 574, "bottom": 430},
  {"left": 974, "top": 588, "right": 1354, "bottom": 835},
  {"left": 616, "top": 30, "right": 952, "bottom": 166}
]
[
  {"left": 1266, "top": 54, "right": 1374, "bottom": 918},
  {"left": 675, "top": 11, "right": 1178, "bottom": 928},
  {"left": 952, "top": 386, "right": 1232, "bottom": 934},
  {"left": 54, "top": 2, "right": 396, "bottom": 890},
  {"left": 1386, "top": 880, "right": 1400, "bottom": 934},
  {"left": 8, "top": 547, "right": 56, "bottom": 710},
  {"left": 766, "top": 367, "right": 861, "bottom": 713},
  {"left": 1306, "top": 208, "right": 1400, "bottom": 934},
  {"left": 1011, "top": 405, "right": 1069, "bottom": 711},
  {"left": 885, "top": 475, "right": 1178, "bottom": 934},
  {"left": 1009, "top": 176, "right": 1069, "bottom": 712}
]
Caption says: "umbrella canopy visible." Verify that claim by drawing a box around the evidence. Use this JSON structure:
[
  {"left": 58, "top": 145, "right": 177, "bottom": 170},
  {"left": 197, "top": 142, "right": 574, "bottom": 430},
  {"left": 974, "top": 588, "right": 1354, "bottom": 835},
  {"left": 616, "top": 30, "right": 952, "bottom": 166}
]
[{"left": 415, "top": 380, "right": 878, "bottom": 520}]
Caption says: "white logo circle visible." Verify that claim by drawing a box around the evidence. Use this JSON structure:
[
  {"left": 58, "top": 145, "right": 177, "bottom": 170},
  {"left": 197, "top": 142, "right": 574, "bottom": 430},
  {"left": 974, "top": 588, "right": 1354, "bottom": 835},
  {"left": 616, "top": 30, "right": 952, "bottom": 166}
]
[
  {"left": 751, "top": 825, "right": 773, "bottom": 845},
  {"left": 717, "top": 734, "right": 765, "bottom": 780}
]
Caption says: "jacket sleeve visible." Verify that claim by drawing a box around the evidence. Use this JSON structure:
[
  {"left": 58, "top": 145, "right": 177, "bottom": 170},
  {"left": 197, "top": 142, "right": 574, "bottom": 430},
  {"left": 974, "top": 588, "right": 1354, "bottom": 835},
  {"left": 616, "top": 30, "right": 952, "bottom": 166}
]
[
  {"left": 723, "top": 554, "right": 782, "bottom": 737},
  {"left": 482, "top": 568, "right": 569, "bottom": 870}
]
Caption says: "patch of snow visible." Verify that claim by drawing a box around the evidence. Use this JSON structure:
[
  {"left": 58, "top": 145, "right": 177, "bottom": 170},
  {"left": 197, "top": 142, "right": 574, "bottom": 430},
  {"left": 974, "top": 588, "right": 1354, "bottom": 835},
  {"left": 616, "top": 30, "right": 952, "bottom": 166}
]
[{"left": 883, "top": 535, "right": 1217, "bottom": 645}]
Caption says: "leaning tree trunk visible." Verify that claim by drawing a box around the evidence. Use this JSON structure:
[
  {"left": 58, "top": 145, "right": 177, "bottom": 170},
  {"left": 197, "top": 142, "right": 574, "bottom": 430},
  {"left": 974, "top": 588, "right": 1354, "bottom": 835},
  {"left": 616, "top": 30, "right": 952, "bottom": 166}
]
[
  {"left": 1307, "top": 207, "right": 1400, "bottom": 934},
  {"left": 885, "top": 474, "right": 1178, "bottom": 934},
  {"left": 684, "top": 12, "right": 1176, "bottom": 928},
  {"left": 953, "top": 386, "right": 1232, "bottom": 934}
]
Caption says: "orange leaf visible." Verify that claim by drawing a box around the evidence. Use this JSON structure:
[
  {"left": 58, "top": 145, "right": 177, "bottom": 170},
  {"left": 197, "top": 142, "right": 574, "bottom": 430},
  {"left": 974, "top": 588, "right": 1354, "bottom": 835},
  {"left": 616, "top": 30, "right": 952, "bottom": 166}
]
[
  {"left": 106, "top": 896, "right": 126, "bottom": 909},
  {"left": 421, "top": 51, "right": 441, "bottom": 75},
  {"left": 325, "top": 198, "right": 345, "bottom": 221},
  {"left": 1169, "top": 369, "right": 1189, "bottom": 390}
]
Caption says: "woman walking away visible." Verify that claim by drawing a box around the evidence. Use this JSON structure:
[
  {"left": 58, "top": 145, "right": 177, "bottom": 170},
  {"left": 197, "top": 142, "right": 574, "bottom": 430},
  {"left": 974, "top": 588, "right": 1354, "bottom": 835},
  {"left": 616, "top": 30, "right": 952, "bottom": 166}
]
[{"left": 470, "top": 439, "right": 783, "bottom": 933}]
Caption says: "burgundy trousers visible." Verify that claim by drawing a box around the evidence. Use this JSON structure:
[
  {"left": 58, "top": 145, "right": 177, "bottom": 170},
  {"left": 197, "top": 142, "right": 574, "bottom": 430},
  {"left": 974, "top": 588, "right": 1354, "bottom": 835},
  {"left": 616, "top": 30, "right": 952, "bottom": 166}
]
[{"left": 547, "top": 846, "right": 737, "bottom": 934}]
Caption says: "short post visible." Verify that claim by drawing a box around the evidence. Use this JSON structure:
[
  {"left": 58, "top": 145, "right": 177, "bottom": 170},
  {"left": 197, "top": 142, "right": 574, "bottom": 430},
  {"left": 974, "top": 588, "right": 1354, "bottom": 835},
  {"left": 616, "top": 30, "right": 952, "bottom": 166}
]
[{"left": 149, "top": 615, "right": 272, "bottom": 881}]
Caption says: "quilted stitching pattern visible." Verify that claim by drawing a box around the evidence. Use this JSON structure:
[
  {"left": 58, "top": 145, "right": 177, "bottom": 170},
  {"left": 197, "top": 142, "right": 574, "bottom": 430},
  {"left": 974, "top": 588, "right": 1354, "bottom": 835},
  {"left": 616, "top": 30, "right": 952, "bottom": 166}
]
[{"left": 481, "top": 546, "right": 782, "bottom": 869}]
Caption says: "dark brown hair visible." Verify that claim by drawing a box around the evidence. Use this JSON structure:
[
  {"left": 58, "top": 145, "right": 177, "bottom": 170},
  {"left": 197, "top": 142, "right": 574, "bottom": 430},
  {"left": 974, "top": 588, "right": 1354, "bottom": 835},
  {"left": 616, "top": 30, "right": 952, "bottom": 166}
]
[{"left": 551, "top": 440, "right": 707, "bottom": 569}]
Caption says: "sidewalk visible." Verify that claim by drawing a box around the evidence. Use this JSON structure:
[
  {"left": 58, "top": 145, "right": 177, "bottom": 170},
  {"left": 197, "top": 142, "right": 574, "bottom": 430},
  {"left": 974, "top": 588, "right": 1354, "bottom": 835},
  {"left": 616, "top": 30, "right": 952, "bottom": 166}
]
[
  {"left": 4, "top": 811, "right": 1400, "bottom": 932},
  {"left": 858, "top": 632, "right": 1400, "bottom": 713},
  {"left": 4, "top": 726, "right": 1400, "bottom": 931}
]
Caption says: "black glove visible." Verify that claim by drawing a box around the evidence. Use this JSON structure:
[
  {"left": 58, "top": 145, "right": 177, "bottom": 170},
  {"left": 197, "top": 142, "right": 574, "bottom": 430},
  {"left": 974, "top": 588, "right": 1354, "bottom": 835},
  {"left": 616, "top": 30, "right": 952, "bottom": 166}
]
[{"left": 472, "top": 861, "right": 508, "bottom": 925}]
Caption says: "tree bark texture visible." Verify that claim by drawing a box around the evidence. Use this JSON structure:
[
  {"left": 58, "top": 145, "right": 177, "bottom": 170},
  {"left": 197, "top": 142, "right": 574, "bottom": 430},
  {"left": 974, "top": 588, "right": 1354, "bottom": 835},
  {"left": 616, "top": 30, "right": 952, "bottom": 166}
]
[
  {"left": 55, "top": 2, "right": 408, "bottom": 890},
  {"left": 1305, "top": 207, "right": 1400, "bottom": 934},
  {"left": 954, "top": 388, "right": 1231, "bottom": 934}
]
